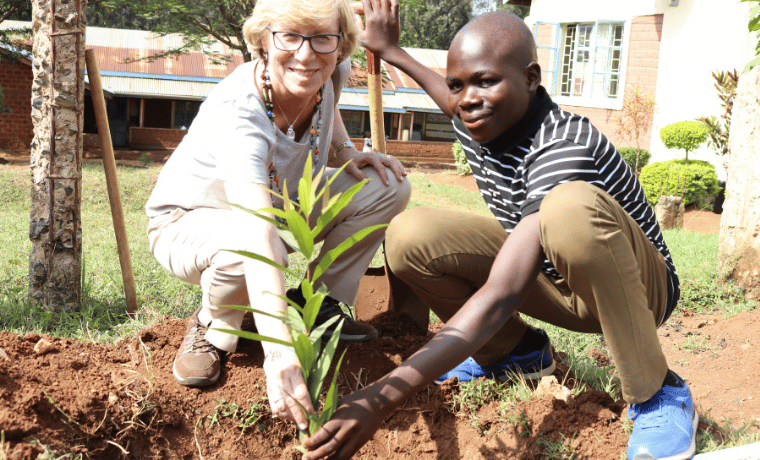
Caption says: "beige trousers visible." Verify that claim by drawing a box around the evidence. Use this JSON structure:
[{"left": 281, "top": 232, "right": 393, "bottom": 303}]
[
  {"left": 148, "top": 166, "right": 411, "bottom": 352},
  {"left": 385, "top": 181, "right": 669, "bottom": 403}
]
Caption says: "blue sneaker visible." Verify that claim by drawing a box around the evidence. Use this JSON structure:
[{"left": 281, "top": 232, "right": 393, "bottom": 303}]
[
  {"left": 627, "top": 370, "right": 698, "bottom": 460},
  {"left": 435, "top": 328, "right": 556, "bottom": 384}
]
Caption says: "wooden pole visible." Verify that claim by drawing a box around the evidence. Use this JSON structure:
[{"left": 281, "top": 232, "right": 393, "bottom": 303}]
[
  {"left": 352, "top": 2, "right": 386, "bottom": 154},
  {"left": 84, "top": 49, "right": 139, "bottom": 314}
]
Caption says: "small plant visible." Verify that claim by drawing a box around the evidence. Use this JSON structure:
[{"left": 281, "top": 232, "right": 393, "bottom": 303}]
[
  {"left": 139, "top": 152, "right": 151, "bottom": 167},
  {"left": 215, "top": 156, "right": 387, "bottom": 448},
  {"left": 618, "top": 147, "right": 651, "bottom": 175},
  {"left": 697, "top": 69, "right": 738, "bottom": 170},
  {"left": 659, "top": 121, "right": 709, "bottom": 161},
  {"left": 614, "top": 85, "right": 656, "bottom": 173},
  {"left": 639, "top": 159, "right": 720, "bottom": 207},
  {"left": 452, "top": 140, "right": 472, "bottom": 176}
]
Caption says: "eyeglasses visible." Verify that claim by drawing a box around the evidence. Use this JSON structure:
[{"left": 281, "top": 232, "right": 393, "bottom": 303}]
[{"left": 267, "top": 27, "right": 341, "bottom": 54}]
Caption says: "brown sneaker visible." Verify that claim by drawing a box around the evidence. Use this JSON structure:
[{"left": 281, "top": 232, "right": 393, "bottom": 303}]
[
  {"left": 172, "top": 307, "right": 223, "bottom": 387},
  {"left": 286, "top": 288, "right": 378, "bottom": 342}
]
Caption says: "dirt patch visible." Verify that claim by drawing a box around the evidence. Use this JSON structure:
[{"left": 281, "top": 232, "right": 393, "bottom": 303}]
[{"left": 2, "top": 310, "right": 759, "bottom": 459}]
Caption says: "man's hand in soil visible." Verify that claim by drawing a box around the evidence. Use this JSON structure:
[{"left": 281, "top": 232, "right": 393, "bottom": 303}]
[
  {"left": 263, "top": 345, "right": 314, "bottom": 431},
  {"left": 301, "top": 386, "right": 391, "bottom": 460}
]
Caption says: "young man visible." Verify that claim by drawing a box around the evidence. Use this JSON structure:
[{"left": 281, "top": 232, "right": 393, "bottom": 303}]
[{"left": 302, "top": 2, "right": 696, "bottom": 459}]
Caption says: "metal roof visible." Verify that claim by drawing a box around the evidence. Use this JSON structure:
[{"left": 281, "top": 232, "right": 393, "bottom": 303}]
[{"left": 3, "top": 20, "right": 447, "bottom": 113}]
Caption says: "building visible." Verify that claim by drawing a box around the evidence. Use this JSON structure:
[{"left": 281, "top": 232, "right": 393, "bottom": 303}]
[
  {"left": 0, "top": 21, "right": 455, "bottom": 162},
  {"left": 523, "top": 0, "right": 755, "bottom": 178}
]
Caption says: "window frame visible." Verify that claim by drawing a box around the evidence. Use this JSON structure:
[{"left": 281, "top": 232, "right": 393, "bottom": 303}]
[{"left": 534, "top": 19, "right": 630, "bottom": 110}]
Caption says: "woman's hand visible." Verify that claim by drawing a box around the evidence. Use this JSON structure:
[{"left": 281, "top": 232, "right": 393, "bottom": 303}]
[
  {"left": 358, "top": 0, "right": 401, "bottom": 58},
  {"left": 262, "top": 345, "right": 314, "bottom": 431},
  {"left": 339, "top": 148, "right": 406, "bottom": 186}
]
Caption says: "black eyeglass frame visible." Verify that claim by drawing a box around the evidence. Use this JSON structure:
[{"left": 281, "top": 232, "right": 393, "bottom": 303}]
[{"left": 266, "top": 26, "right": 342, "bottom": 54}]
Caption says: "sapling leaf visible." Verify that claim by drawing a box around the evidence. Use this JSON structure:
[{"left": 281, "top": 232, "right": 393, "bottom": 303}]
[
  {"left": 311, "top": 166, "right": 325, "bottom": 200},
  {"left": 286, "top": 306, "right": 308, "bottom": 337},
  {"left": 309, "top": 319, "right": 344, "bottom": 403},
  {"left": 308, "top": 315, "right": 341, "bottom": 344},
  {"left": 226, "top": 203, "right": 288, "bottom": 230},
  {"left": 300, "top": 279, "right": 314, "bottom": 299},
  {"left": 218, "top": 303, "right": 289, "bottom": 321},
  {"left": 314, "top": 160, "right": 352, "bottom": 205},
  {"left": 311, "top": 224, "right": 388, "bottom": 282},
  {"left": 225, "top": 249, "right": 290, "bottom": 274},
  {"left": 298, "top": 155, "right": 314, "bottom": 217},
  {"left": 316, "top": 348, "right": 347, "bottom": 427},
  {"left": 292, "top": 332, "right": 315, "bottom": 379},
  {"left": 302, "top": 291, "right": 327, "bottom": 331},
  {"left": 285, "top": 208, "right": 314, "bottom": 258},
  {"left": 312, "top": 179, "right": 368, "bottom": 239}
]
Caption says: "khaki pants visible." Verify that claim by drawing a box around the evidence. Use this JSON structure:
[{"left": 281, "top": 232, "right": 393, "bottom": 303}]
[
  {"left": 386, "top": 181, "right": 669, "bottom": 403},
  {"left": 149, "top": 166, "right": 411, "bottom": 352}
]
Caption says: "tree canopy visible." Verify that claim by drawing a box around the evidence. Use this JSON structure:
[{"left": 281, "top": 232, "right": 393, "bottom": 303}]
[
  {"left": 91, "top": 0, "right": 254, "bottom": 62},
  {"left": 398, "top": 0, "right": 473, "bottom": 50}
]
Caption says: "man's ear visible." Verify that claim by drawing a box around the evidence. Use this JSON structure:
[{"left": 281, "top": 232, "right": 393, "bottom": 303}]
[{"left": 526, "top": 62, "right": 541, "bottom": 91}]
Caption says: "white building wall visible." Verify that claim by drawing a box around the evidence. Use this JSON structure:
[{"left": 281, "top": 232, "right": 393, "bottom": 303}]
[
  {"left": 525, "top": 0, "right": 755, "bottom": 180},
  {"left": 651, "top": 0, "right": 755, "bottom": 180}
]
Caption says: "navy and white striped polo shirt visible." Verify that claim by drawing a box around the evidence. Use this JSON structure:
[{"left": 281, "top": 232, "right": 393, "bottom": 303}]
[{"left": 453, "top": 86, "right": 679, "bottom": 324}]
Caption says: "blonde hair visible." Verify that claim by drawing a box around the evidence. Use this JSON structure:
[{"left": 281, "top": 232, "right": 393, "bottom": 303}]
[{"left": 243, "top": 0, "right": 359, "bottom": 63}]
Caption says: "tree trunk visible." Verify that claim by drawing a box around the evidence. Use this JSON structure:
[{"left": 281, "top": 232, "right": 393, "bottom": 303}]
[
  {"left": 718, "top": 66, "right": 760, "bottom": 300},
  {"left": 29, "top": 0, "right": 85, "bottom": 311}
]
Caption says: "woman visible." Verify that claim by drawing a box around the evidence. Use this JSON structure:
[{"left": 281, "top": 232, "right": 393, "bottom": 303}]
[{"left": 144, "top": 0, "right": 410, "bottom": 430}]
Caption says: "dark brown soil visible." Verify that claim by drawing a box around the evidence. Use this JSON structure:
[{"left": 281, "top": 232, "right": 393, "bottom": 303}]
[{"left": 1, "top": 149, "right": 753, "bottom": 460}]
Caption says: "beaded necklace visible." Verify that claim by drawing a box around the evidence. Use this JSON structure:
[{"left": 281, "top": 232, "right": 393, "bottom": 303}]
[{"left": 260, "top": 63, "right": 323, "bottom": 194}]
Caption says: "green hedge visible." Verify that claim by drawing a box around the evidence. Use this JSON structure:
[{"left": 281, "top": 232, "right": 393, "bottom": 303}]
[
  {"left": 452, "top": 140, "right": 472, "bottom": 176},
  {"left": 659, "top": 121, "right": 709, "bottom": 160},
  {"left": 618, "top": 147, "right": 651, "bottom": 174},
  {"left": 639, "top": 159, "right": 720, "bottom": 207}
]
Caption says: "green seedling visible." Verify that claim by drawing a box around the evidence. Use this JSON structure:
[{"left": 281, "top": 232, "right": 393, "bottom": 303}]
[{"left": 214, "top": 156, "right": 387, "bottom": 448}]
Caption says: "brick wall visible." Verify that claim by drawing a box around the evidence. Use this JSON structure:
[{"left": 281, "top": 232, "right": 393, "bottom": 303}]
[
  {"left": 327, "top": 138, "right": 454, "bottom": 167},
  {"left": 129, "top": 126, "right": 188, "bottom": 150},
  {"left": 0, "top": 60, "right": 34, "bottom": 151}
]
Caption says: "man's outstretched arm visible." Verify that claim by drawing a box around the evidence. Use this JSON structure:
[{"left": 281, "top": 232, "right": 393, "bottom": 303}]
[
  {"left": 302, "top": 213, "right": 545, "bottom": 460},
  {"left": 359, "top": 0, "right": 452, "bottom": 117}
]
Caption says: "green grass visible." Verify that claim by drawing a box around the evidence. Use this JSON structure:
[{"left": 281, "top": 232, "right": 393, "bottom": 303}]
[{"left": 0, "top": 163, "right": 757, "bottom": 455}]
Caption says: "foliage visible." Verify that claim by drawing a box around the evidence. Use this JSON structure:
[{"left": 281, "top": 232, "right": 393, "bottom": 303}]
[
  {"left": 473, "top": 0, "right": 529, "bottom": 18},
  {"left": 452, "top": 140, "right": 472, "bottom": 176},
  {"left": 614, "top": 85, "right": 656, "bottom": 173},
  {"left": 741, "top": 0, "right": 760, "bottom": 71},
  {"left": 617, "top": 147, "right": 650, "bottom": 174},
  {"left": 399, "top": 0, "right": 473, "bottom": 50},
  {"left": 216, "top": 156, "right": 387, "bottom": 446},
  {"left": 696, "top": 69, "right": 738, "bottom": 169},
  {"left": 659, "top": 121, "right": 709, "bottom": 161},
  {"left": 639, "top": 159, "right": 720, "bottom": 207},
  {"left": 94, "top": 0, "right": 253, "bottom": 63}
]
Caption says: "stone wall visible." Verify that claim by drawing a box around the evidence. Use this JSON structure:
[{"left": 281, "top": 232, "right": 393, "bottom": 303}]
[{"left": 0, "top": 60, "right": 35, "bottom": 150}]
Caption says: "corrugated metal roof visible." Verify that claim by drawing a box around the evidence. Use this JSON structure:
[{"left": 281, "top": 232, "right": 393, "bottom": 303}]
[
  {"left": 100, "top": 75, "right": 218, "bottom": 100},
  {"left": 3, "top": 20, "right": 448, "bottom": 113}
]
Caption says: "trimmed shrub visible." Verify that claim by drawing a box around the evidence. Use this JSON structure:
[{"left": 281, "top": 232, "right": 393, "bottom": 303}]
[
  {"left": 452, "top": 140, "right": 472, "bottom": 176},
  {"left": 659, "top": 121, "right": 709, "bottom": 161},
  {"left": 618, "top": 147, "right": 651, "bottom": 174},
  {"left": 639, "top": 159, "right": 720, "bottom": 208}
]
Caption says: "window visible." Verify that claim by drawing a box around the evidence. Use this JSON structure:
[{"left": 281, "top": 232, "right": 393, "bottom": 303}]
[
  {"left": 173, "top": 101, "right": 202, "bottom": 130},
  {"left": 340, "top": 110, "right": 366, "bottom": 137},
  {"left": 535, "top": 21, "right": 626, "bottom": 106},
  {"left": 423, "top": 113, "right": 456, "bottom": 140}
]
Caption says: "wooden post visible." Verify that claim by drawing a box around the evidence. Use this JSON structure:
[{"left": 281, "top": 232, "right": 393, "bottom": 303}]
[
  {"left": 352, "top": 2, "right": 386, "bottom": 154},
  {"left": 85, "top": 49, "right": 139, "bottom": 314}
]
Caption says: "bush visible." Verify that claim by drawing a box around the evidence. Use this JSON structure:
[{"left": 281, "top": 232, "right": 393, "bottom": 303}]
[
  {"left": 617, "top": 147, "right": 651, "bottom": 174},
  {"left": 659, "top": 121, "right": 709, "bottom": 161},
  {"left": 639, "top": 159, "right": 720, "bottom": 208},
  {"left": 452, "top": 140, "right": 472, "bottom": 176}
]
